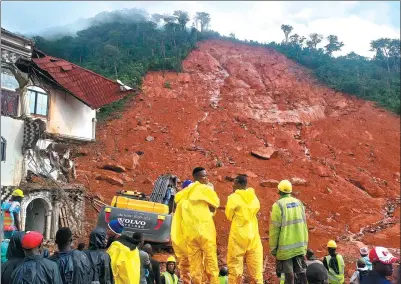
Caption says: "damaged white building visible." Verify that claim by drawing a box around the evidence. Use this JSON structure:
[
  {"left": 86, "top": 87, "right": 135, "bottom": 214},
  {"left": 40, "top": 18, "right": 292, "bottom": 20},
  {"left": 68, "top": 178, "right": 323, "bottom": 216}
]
[{"left": 1, "top": 28, "right": 132, "bottom": 239}]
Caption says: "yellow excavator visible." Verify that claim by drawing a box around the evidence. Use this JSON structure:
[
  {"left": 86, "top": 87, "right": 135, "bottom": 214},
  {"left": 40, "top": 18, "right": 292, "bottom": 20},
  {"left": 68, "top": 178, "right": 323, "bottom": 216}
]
[{"left": 96, "top": 174, "right": 177, "bottom": 252}]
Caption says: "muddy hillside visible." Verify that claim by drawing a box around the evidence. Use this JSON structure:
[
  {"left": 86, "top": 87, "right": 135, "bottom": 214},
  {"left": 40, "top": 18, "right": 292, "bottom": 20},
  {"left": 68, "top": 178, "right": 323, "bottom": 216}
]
[{"left": 75, "top": 40, "right": 400, "bottom": 279}]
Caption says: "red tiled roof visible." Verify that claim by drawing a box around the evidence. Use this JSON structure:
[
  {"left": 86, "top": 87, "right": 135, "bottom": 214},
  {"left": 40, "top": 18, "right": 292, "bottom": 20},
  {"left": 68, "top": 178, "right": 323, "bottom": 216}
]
[{"left": 31, "top": 54, "right": 131, "bottom": 109}]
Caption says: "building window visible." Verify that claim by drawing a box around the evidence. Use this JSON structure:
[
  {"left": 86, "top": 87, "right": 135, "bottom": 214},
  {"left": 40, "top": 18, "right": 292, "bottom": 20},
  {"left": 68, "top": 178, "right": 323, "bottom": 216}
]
[
  {"left": 1, "top": 72, "right": 19, "bottom": 91},
  {"left": 1, "top": 137, "right": 6, "bottom": 162},
  {"left": 27, "top": 87, "right": 49, "bottom": 116},
  {"left": 1, "top": 89, "right": 19, "bottom": 117}
]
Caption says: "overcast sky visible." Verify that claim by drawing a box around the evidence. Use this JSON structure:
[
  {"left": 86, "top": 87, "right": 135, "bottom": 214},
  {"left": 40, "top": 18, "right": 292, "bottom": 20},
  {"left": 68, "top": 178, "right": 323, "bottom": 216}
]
[{"left": 2, "top": 1, "right": 400, "bottom": 57}]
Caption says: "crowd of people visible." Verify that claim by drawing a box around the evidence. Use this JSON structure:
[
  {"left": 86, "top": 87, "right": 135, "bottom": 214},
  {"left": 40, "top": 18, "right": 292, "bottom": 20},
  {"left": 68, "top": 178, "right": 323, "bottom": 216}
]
[{"left": 1, "top": 167, "right": 399, "bottom": 284}]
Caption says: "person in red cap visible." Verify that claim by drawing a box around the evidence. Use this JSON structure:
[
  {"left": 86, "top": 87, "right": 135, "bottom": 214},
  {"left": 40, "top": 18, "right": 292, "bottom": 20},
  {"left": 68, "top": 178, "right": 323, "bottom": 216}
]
[
  {"left": 360, "top": 247, "right": 399, "bottom": 284},
  {"left": 10, "top": 231, "right": 63, "bottom": 284}
]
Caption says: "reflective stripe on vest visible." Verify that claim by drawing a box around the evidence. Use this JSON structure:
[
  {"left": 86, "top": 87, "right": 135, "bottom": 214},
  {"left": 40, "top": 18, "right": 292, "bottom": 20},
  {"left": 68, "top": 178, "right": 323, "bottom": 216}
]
[
  {"left": 280, "top": 273, "right": 285, "bottom": 284},
  {"left": 325, "top": 255, "right": 345, "bottom": 284},
  {"left": 163, "top": 272, "right": 178, "bottom": 284},
  {"left": 275, "top": 199, "right": 307, "bottom": 228}
]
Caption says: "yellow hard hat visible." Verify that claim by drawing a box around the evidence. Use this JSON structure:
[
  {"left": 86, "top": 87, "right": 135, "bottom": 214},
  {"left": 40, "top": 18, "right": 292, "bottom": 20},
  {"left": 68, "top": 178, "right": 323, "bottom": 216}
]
[
  {"left": 327, "top": 240, "right": 337, "bottom": 248},
  {"left": 278, "top": 180, "right": 292, "bottom": 193},
  {"left": 167, "top": 256, "right": 176, "bottom": 263},
  {"left": 11, "top": 189, "right": 24, "bottom": 198}
]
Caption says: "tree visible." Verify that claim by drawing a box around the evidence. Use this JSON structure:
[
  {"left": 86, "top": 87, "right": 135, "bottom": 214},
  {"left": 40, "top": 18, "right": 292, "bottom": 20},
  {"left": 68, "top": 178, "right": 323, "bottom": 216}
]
[
  {"left": 289, "top": 34, "right": 306, "bottom": 47},
  {"left": 324, "top": 35, "right": 344, "bottom": 56},
  {"left": 370, "top": 38, "right": 392, "bottom": 72},
  {"left": 229, "top": 33, "right": 236, "bottom": 39},
  {"left": 151, "top": 13, "right": 164, "bottom": 25},
  {"left": 281, "top": 24, "right": 293, "bottom": 44},
  {"left": 194, "top": 12, "right": 211, "bottom": 32},
  {"left": 104, "top": 44, "right": 121, "bottom": 79},
  {"left": 389, "top": 39, "right": 400, "bottom": 72},
  {"left": 306, "top": 33, "right": 323, "bottom": 49},
  {"left": 173, "top": 10, "right": 190, "bottom": 30}
]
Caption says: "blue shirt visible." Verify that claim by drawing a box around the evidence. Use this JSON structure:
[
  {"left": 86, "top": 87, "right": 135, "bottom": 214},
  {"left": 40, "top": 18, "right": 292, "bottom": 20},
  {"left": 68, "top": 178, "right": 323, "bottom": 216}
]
[
  {"left": 360, "top": 271, "right": 392, "bottom": 284},
  {"left": 363, "top": 256, "right": 373, "bottom": 270}
]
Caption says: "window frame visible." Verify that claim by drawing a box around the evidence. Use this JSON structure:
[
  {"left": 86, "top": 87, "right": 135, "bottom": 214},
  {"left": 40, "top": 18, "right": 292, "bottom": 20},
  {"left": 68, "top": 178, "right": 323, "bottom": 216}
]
[
  {"left": 1, "top": 136, "right": 6, "bottom": 162},
  {"left": 28, "top": 88, "right": 49, "bottom": 117}
]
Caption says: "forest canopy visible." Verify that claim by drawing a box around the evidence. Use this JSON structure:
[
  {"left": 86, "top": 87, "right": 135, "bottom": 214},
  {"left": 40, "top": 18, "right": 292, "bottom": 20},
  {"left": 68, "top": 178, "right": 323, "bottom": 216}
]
[{"left": 30, "top": 9, "right": 400, "bottom": 117}]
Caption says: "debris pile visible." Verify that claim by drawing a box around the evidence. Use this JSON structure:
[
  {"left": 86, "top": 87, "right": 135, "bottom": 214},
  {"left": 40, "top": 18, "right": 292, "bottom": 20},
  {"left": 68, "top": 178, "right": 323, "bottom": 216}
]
[{"left": 74, "top": 40, "right": 400, "bottom": 279}]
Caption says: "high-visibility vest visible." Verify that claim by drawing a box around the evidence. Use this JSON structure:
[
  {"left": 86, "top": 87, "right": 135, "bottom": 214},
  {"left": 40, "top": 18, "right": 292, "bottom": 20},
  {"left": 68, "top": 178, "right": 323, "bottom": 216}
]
[
  {"left": 219, "top": 275, "right": 228, "bottom": 284},
  {"left": 269, "top": 195, "right": 308, "bottom": 260},
  {"left": 324, "top": 254, "right": 345, "bottom": 284},
  {"left": 163, "top": 272, "right": 178, "bottom": 284}
]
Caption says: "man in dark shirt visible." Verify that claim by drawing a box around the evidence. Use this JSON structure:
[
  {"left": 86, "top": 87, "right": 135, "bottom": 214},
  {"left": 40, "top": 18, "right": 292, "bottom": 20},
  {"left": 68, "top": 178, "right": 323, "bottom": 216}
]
[
  {"left": 49, "top": 227, "right": 91, "bottom": 284},
  {"left": 361, "top": 247, "right": 398, "bottom": 284},
  {"left": 143, "top": 244, "right": 161, "bottom": 284},
  {"left": 1, "top": 232, "right": 25, "bottom": 284},
  {"left": 10, "top": 231, "right": 62, "bottom": 284}
]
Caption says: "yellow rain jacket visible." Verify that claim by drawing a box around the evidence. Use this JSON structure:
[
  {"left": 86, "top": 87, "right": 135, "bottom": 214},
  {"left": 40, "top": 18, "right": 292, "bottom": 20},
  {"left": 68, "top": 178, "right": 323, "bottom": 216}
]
[
  {"left": 269, "top": 194, "right": 308, "bottom": 260},
  {"left": 171, "top": 188, "right": 191, "bottom": 284},
  {"left": 180, "top": 181, "right": 220, "bottom": 284},
  {"left": 107, "top": 236, "right": 140, "bottom": 284},
  {"left": 226, "top": 188, "right": 263, "bottom": 284}
]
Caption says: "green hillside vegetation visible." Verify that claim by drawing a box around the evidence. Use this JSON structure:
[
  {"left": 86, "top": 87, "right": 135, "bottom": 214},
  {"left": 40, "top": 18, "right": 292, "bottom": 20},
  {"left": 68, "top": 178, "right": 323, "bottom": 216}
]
[{"left": 31, "top": 10, "right": 400, "bottom": 117}]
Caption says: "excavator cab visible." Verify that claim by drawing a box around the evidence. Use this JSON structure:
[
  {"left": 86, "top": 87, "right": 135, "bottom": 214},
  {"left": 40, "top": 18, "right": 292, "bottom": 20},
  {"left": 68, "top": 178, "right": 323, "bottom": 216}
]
[{"left": 97, "top": 174, "right": 178, "bottom": 250}]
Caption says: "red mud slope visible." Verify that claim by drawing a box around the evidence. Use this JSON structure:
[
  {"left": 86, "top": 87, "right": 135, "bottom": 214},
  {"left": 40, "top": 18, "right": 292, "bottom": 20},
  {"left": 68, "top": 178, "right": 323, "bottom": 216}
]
[{"left": 76, "top": 40, "right": 400, "bottom": 281}]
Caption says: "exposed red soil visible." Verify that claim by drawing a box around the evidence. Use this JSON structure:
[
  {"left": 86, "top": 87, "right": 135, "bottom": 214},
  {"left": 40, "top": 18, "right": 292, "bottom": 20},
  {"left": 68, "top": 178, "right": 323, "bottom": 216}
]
[{"left": 76, "top": 40, "right": 400, "bottom": 281}]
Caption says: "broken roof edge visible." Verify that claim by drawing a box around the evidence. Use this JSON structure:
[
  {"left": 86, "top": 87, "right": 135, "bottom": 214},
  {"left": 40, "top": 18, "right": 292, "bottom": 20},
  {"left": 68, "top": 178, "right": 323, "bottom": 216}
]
[
  {"left": 32, "top": 47, "right": 133, "bottom": 92},
  {"left": 31, "top": 47, "right": 135, "bottom": 109}
]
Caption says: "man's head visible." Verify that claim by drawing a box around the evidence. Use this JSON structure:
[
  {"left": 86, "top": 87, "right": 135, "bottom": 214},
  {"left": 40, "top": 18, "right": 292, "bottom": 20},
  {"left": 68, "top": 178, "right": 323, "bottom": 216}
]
[
  {"left": 107, "top": 218, "right": 124, "bottom": 238},
  {"left": 306, "top": 262, "right": 329, "bottom": 284},
  {"left": 182, "top": 180, "right": 193, "bottom": 189},
  {"left": 166, "top": 256, "right": 176, "bottom": 274},
  {"left": 192, "top": 167, "right": 208, "bottom": 184},
  {"left": 143, "top": 243, "right": 153, "bottom": 257},
  {"left": 360, "top": 247, "right": 369, "bottom": 257},
  {"left": 306, "top": 248, "right": 315, "bottom": 260},
  {"left": 7, "top": 231, "right": 25, "bottom": 259},
  {"left": 219, "top": 266, "right": 228, "bottom": 277},
  {"left": 132, "top": 232, "right": 144, "bottom": 248},
  {"left": 277, "top": 180, "right": 292, "bottom": 196},
  {"left": 77, "top": 243, "right": 86, "bottom": 251},
  {"left": 327, "top": 240, "right": 337, "bottom": 255},
  {"left": 357, "top": 258, "right": 367, "bottom": 270},
  {"left": 11, "top": 189, "right": 24, "bottom": 203},
  {"left": 21, "top": 231, "right": 43, "bottom": 256},
  {"left": 55, "top": 227, "right": 73, "bottom": 251},
  {"left": 233, "top": 175, "right": 247, "bottom": 191},
  {"left": 369, "top": 247, "right": 398, "bottom": 277}
]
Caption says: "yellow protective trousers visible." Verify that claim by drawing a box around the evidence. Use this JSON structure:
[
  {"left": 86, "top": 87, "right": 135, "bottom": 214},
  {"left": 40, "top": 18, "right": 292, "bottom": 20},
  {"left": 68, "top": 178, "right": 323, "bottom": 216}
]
[
  {"left": 226, "top": 188, "right": 264, "bottom": 284},
  {"left": 172, "top": 242, "right": 191, "bottom": 284},
  {"left": 172, "top": 188, "right": 191, "bottom": 284},
  {"left": 180, "top": 182, "right": 220, "bottom": 284},
  {"left": 227, "top": 236, "right": 263, "bottom": 283}
]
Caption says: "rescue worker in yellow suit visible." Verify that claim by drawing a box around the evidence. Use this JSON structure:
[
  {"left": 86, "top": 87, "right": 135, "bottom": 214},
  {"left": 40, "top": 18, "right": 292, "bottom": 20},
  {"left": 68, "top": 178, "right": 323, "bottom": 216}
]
[
  {"left": 269, "top": 180, "right": 308, "bottom": 284},
  {"left": 107, "top": 219, "right": 141, "bottom": 284},
  {"left": 171, "top": 180, "right": 193, "bottom": 284},
  {"left": 180, "top": 167, "right": 220, "bottom": 284},
  {"left": 225, "top": 175, "right": 263, "bottom": 284}
]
